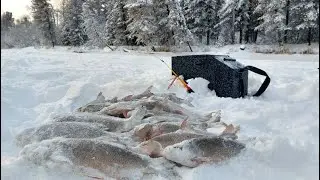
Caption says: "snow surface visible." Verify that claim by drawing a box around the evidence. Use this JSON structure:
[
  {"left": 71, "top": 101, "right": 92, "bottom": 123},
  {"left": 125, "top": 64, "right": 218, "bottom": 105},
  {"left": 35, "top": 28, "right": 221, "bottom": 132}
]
[{"left": 1, "top": 46, "right": 319, "bottom": 180}]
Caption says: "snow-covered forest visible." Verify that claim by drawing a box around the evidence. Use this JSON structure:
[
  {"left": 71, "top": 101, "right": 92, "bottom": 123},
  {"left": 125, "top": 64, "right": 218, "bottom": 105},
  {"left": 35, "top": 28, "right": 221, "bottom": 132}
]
[{"left": 1, "top": 0, "right": 319, "bottom": 49}]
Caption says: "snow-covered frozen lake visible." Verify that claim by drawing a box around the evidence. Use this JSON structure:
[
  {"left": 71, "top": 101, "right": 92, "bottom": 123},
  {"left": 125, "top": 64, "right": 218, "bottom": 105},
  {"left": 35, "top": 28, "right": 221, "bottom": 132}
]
[{"left": 1, "top": 46, "right": 319, "bottom": 180}]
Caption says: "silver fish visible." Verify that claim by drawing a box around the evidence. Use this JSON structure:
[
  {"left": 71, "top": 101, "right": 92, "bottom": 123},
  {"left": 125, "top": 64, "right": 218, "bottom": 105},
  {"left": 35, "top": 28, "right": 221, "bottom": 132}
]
[
  {"left": 15, "top": 122, "right": 109, "bottom": 147},
  {"left": 54, "top": 105, "right": 147, "bottom": 132},
  {"left": 162, "top": 137, "right": 245, "bottom": 167},
  {"left": 20, "top": 138, "right": 181, "bottom": 180}
]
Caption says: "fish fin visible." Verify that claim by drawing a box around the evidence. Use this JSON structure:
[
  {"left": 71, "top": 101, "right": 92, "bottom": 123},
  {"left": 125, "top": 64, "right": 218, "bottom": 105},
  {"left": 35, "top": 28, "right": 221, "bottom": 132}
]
[
  {"left": 191, "top": 156, "right": 224, "bottom": 165},
  {"left": 109, "top": 97, "right": 118, "bottom": 103},
  {"left": 190, "top": 157, "right": 212, "bottom": 165},
  {"left": 173, "top": 110, "right": 184, "bottom": 115},
  {"left": 96, "top": 92, "right": 105, "bottom": 102},
  {"left": 144, "top": 85, "right": 153, "bottom": 93},
  {"left": 150, "top": 127, "right": 164, "bottom": 139},
  {"left": 234, "top": 125, "right": 240, "bottom": 133},
  {"left": 209, "top": 110, "right": 221, "bottom": 122},
  {"left": 180, "top": 117, "right": 188, "bottom": 129},
  {"left": 222, "top": 124, "right": 234, "bottom": 134},
  {"left": 222, "top": 124, "right": 240, "bottom": 135},
  {"left": 122, "top": 95, "right": 133, "bottom": 101},
  {"left": 204, "top": 112, "right": 212, "bottom": 118},
  {"left": 122, "top": 110, "right": 130, "bottom": 118}
]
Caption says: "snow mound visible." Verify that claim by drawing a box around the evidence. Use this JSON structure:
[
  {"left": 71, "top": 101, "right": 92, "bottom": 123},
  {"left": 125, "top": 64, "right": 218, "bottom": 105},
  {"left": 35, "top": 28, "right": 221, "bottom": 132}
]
[{"left": 186, "top": 77, "right": 216, "bottom": 96}]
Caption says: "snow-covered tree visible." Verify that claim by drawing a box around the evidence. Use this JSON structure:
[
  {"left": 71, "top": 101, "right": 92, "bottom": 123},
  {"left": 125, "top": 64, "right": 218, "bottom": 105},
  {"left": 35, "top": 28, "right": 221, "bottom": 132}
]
[
  {"left": 167, "top": 0, "right": 194, "bottom": 45},
  {"left": 183, "top": 0, "right": 222, "bottom": 45},
  {"left": 149, "top": 0, "right": 193, "bottom": 46},
  {"left": 246, "top": 0, "right": 260, "bottom": 43},
  {"left": 125, "top": 0, "right": 157, "bottom": 45},
  {"left": 254, "top": 0, "right": 289, "bottom": 45},
  {"left": 61, "top": 0, "right": 87, "bottom": 46},
  {"left": 218, "top": 0, "right": 250, "bottom": 44},
  {"left": 236, "top": 0, "right": 250, "bottom": 43},
  {"left": 290, "top": 0, "right": 319, "bottom": 45},
  {"left": 1, "top": 12, "right": 15, "bottom": 31},
  {"left": 1, "top": 15, "right": 41, "bottom": 49},
  {"left": 106, "top": 0, "right": 128, "bottom": 45},
  {"left": 82, "top": 0, "right": 111, "bottom": 47},
  {"left": 124, "top": 0, "right": 192, "bottom": 46},
  {"left": 31, "top": 0, "right": 56, "bottom": 47}
]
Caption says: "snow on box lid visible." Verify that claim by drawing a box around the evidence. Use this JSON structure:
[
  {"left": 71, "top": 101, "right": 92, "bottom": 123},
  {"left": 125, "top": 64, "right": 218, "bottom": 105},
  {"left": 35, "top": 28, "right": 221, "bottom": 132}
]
[{"left": 213, "top": 55, "right": 246, "bottom": 70}]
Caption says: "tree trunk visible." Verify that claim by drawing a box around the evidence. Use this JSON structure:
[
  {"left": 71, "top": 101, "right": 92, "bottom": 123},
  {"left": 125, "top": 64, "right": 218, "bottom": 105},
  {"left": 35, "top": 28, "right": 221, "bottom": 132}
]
[
  {"left": 231, "top": 8, "right": 235, "bottom": 44},
  {"left": 278, "top": 31, "right": 283, "bottom": 46},
  {"left": 199, "top": 35, "right": 203, "bottom": 44},
  {"left": 308, "top": 27, "right": 312, "bottom": 46},
  {"left": 45, "top": 8, "right": 55, "bottom": 48},
  {"left": 245, "top": 29, "right": 250, "bottom": 43},
  {"left": 206, "top": 30, "right": 210, "bottom": 45},
  {"left": 121, "top": 2, "right": 128, "bottom": 45},
  {"left": 187, "top": 41, "right": 193, "bottom": 52},
  {"left": 253, "top": 30, "right": 258, "bottom": 43},
  {"left": 284, "top": 0, "right": 290, "bottom": 44},
  {"left": 239, "top": 28, "right": 243, "bottom": 44}
]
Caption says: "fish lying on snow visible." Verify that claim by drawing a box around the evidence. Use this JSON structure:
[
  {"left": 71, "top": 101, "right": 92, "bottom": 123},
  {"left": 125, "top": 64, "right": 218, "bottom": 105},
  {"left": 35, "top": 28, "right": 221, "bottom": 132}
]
[
  {"left": 121, "top": 85, "right": 193, "bottom": 107},
  {"left": 16, "top": 84, "right": 243, "bottom": 176},
  {"left": 136, "top": 132, "right": 206, "bottom": 151},
  {"left": 121, "top": 85, "right": 154, "bottom": 101},
  {"left": 15, "top": 122, "right": 109, "bottom": 147},
  {"left": 14, "top": 121, "right": 137, "bottom": 148},
  {"left": 133, "top": 121, "right": 187, "bottom": 141},
  {"left": 53, "top": 105, "right": 147, "bottom": 132},
  {"left": 134, "top": 115, "right": 238, "bottom": 142},
  {"left": 100, "top": 96, "right": 219, "bottom": 122},
  {"left": 77, "top": 85, "right": 193, "bottom": 114},
  {"left": 135, "top": 123, "right": 239, "bottom": 152},
  {"left": 136, "top": 137, "right": 245, "bottom": 168},
  {"left": 19, "top": 138, "right": 182, "bottom": 180},
  {"left": 77, "top": 92, "right": 114, "bottom": 113}
]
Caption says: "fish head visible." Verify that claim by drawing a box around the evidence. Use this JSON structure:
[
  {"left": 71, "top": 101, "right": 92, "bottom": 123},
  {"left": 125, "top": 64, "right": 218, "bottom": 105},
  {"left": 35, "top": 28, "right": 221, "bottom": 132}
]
[
  {"left": 133, "top": 123, "right": 153, "bottom": 140},
  {"left": 130, "top": 105, "right": 148, "bottom": 120},
  {"left": 135, "top": 140, "right": 163, "bottom": 157},
  {"left": 162, "top": 140, "right": 198, "bottom": 168}
]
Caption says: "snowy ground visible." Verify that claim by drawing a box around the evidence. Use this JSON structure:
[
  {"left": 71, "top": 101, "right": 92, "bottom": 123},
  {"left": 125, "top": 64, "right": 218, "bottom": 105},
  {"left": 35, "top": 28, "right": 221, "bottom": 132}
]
[{"left": 1, "top": 46, "right": 319, "bottom": 180}]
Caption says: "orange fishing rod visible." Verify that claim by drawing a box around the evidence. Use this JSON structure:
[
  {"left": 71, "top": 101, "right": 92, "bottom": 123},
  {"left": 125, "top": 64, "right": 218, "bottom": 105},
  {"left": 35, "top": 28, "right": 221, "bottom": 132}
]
[{"left": 157, "top": 57, "right": 194, "bottom": 93}]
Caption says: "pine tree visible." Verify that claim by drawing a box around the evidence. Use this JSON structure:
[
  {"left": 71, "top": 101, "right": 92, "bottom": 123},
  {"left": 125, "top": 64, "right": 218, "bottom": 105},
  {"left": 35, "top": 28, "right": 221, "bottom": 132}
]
[
  {"left": 125, "top": 0, "right": 157, "bottom": 45},
  {"left": 106, "top": 0, "right": 128, "bottom": 45},
  {"left": 151, "top": 0, "right": 192, "bottom": 46},
  {"left": 123, "top": 0, "right": 192, "bottom": 46},
  {"left": 254, "top": 0, "right": 288, "bottom": 45},
  {"left": 61, "top": 0, "right": 87, "bottom": 46},
  {"left": 218, "top": 0, "right": 250, "bottom": 44},
  {"left": 2, "top": 15, "right": 41, "bottom": 48},
  {"left": 1, "top": 12, "right": 15, "bottom": 31},
  {"left": 31, "top": 0, "right": 56, "bottom": 47},
  {"left": 82, "top": 0, "right": 110, "bottom": 47},
  {"left": 167, "top": 0, "right": 193, "bottom": 45},
  {"left": 290, "top": 0, "right": 319, "bottom": 45},
  {"left": 218, "top": 0, "right": 236, "bottom": 44},
  {"left": 237, "top": 0, "right": 250, "bottom": 44},
  {"left": 183, "top": 0, "right": 222, "bottom": 45},
  {"left": 246, "top": 0, "right": 260, "bottom": 43}
]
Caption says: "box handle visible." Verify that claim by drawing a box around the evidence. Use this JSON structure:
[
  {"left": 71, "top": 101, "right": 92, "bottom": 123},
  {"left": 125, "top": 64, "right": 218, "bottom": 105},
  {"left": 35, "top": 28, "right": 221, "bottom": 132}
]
[{"left": 241, "top": 66, "right": 271, "bottom": 97}]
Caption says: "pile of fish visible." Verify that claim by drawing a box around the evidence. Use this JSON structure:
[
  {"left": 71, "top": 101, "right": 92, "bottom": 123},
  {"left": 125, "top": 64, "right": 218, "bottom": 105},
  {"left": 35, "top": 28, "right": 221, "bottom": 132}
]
[{"left": 15, "top": 86, "right": 245, "bottom": 180}]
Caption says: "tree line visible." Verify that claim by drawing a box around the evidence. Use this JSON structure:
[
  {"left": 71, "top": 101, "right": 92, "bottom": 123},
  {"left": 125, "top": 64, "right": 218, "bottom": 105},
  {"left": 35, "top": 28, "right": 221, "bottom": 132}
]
[{"left": 1, "top": 0, "right": 319, "bottom": 49}]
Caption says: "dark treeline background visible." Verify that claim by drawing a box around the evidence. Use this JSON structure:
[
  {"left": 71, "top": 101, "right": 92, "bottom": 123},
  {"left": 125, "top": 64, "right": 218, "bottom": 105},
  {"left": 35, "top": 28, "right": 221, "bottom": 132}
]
[{"left": 1, "top": 0, "right": 319, "bottom": 49}]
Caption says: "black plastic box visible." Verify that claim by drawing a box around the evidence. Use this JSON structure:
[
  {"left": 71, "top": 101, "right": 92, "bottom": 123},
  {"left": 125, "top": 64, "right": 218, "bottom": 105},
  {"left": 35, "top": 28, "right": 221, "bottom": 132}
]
[{"left": 172, "top": 55, "right": 248, "bottom": 98}]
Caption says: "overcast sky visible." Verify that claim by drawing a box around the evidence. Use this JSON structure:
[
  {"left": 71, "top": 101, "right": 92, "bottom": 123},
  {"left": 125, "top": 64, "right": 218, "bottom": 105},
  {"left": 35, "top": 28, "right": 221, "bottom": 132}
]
[{"left": 1, "top": 0, "right": 60, "bottom": 19}]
